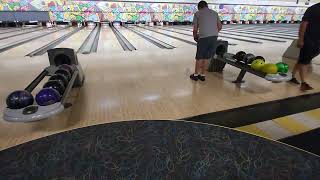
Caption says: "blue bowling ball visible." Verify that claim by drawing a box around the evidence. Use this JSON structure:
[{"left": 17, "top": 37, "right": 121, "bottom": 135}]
[
  {"left": 6, "top": 90, "right": 34, "bottom": 109},
  {"left": 35, "top": 88, "right": 61, "bottom": 106}
]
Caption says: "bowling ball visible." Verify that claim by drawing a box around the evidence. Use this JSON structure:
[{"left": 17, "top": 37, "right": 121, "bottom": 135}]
[
  {"left": 234, "top": 51, "right": 246, "bottom": 62},
  {"left": 261, "top": 63, "right": 278, "bottom": 74},
  {"left": 276, "top": 62, "right": 289, "bottom": 73},
  {"left": 43, "top": 80, "right": 65, "bottom": 96},
  {"left": 49, "top": 74, "right": 69, "bottom": 87},
  {"left": 254, "top": 56, "right": 265, "bottom": 62},
  {"left": 251, "top": 59, "right": 265, "bottom": 71},
  {"left": 243, "top": 53, "right": 256, "bottom": 64},
  {"left": 55, "top": 69, "right": 71, "bottom": 81},
  {"left": 35, "top": 88, "right": 61, "bottom": 106},
  {"left": 59, "top": 64, "right": 75, "bottom": 76},
  {"left": 6, "top": 90, "right": 34, "bottom": 109}
]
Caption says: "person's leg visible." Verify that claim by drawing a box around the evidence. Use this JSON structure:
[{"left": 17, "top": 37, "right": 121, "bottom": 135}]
[
  {"left": 198, "top": 59, "right": 206, "bottom": 81},
  {"left": 292, "top": 63, "right": 299, "bottom": 77},
  {"left": 300, "top": 63, "right": 313, "bottom": 91},
  {"left": 200, "top": 59, "right": 209, "bottom": 75},
  {"left": 190, "top": 40, "right": 203, "bottom": 81},
  {"left": 289, "top": 63, "right": 301, "bottom": 84},
  {"left": 290, "top": 48, "right": 303, "bottom": 85},
  {"left": 300, "top": 64, "right": 307, "bottom": 83},
  {"left": 299, "top": 41, "right": 319, "bottom": 91},
  {"left": 291, "top": 42, "right": 309, "bottom": 85},
  {"left": 198, "top": 36, "right": 217, "bottom": 81},
  {"left": 190, "top": 59, "right": 200, "bottom": 81},
  {"left": 195, "top": 59, "right": 200, "bottom": 75},
  {"left": 191, "top": 38, "right": 206, "bottom": 81}
]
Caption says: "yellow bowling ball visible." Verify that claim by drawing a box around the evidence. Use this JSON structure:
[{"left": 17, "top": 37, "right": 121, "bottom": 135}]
[
  {"left": 251, "top": 59, "right": 265, "bottom": 71},
  {"left": 261, "top": 63, "right": 278, "bottom": 74}
]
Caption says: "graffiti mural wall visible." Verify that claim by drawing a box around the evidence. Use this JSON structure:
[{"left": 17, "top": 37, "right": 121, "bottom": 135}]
[{"left": 0, "top": 0, "right": 307, "bottom": 22}]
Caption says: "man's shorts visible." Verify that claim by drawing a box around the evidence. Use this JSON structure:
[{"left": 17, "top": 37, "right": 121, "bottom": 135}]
[
  {"left": 298, "top": 37, "right": 320, "bottom": 65},
  {"left": 196, "top": 36, "right": 218, "bottom": 60}
]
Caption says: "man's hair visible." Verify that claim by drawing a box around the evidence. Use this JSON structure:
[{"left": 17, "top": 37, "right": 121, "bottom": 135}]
[{"left": 198, "top": 1, "right": 208, "bottom": 9}]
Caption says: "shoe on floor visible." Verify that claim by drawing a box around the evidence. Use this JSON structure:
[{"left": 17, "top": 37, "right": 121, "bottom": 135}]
[
  {"left": 289, "top": 77, "right": 300, "bottom": 85},
  {"left": 190, "top": 74, "right": 199, "bottom": 81},
  {"left": 300, "top": 82, "right": 313, "bottom": 91},
  {"left": 198, "top": 75, "right": 206, "bottom": 81}
]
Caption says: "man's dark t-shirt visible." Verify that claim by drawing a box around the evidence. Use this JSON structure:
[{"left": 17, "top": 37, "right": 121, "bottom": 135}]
[{"left": 302, "top": 3, "right": 320, "bottom": 40}]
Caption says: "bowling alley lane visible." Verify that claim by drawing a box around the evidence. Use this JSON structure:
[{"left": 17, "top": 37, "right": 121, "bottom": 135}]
[
  {"left": 0, "top": 27, "right": 23, "bottom": 34},
  {"left": 0, "top": 26, "right": 40, "bottom": 34},
  {"left": 97, "top": 26, "right": 123, "bottom": 53},
  {"left": 0, "top": 27, "right": 44, "bottom": 39},
  {"left": 0, "top": 28, "right": 53, "bottom": 49},
  {"left": 143, "top": 26, "right": 196, "bottom": 43},
  {"left": 157, "top": 26, "right": 256, "bottom": 45},
  {"left": 0, "top": 27, "right": 75, "bottom": 58},
  {"left": 221, "top": 28, "right": 298, "bottom": 38},
  {"left": 55, "top": 27, "right": 92, "bottom": 51},
  {"left": 116, "top": 26, "right": 160, "bottom": 50},
  {"left": 176, "top": 25, "right": 299, "bottom": 40},
  {"left": 0, "top": 27, "right": 14, "bottom": 32},
  {"left": 131, "top": 25, "right": 193, "bottom": 48},
  {"left": 222, "top": 25, "right": 299, "bottom": 34}
]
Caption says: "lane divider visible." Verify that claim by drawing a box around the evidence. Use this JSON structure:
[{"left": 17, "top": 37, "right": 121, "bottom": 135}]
[{"left": 77, "top": 25, "right": 98, "bottom": 54}]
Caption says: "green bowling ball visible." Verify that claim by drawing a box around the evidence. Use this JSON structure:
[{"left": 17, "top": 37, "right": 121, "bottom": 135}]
[{"left": 276, "top": 62, "right": 289, "bottom": 73}]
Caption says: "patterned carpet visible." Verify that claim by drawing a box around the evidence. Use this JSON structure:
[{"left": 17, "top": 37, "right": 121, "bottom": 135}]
[{"left": 1, "top": 120, "right": 320, "bottom": 179}]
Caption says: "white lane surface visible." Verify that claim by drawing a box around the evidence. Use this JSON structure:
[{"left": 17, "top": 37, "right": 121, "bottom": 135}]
[
  {"left": 55, "top": 27, "right": 92, "bottom": 51},
  {"left": 98, "top": 26, "right": 123, "bottom": 53},
  {"left": 0, "top": 28, "right": 75, "bottom": 58},
  {"left": 116, "top": 26, "right": 159, "bottom": 51}
]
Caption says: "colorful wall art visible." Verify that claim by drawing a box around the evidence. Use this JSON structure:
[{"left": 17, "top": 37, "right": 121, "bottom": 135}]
[{"left": 0, "top": 0, "right": 307, "bottom": 22}]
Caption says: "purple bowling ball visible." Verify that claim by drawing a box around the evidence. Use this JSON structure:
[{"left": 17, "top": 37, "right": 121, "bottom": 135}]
[
  {"left": 35, "top": 88, "right": 61, "bottom": 106},
  {"left": 6, "top": 90, "right": 34, "bottom": 109}
]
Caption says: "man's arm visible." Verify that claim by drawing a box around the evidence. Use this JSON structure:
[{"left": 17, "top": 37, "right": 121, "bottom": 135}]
[
  {"left": 298, "top": 6, "right": 312, "bottom": 48},
  {"left": 298, "top": 21, "right": 308, "bottom": 48},
  {"left": 193, "top": 24, "right": 199, "bottom": 41},
  {"left": 193, "top": 14, "right": 199, "bottom": 42},
  {"left": 217, "top": 17, "right": 222, "bottom": 32}
]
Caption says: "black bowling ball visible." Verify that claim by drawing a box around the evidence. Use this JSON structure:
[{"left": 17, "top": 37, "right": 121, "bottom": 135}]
[
  {"left": 6, "top": 90, "right": 34, "bottom": 109},
  {"left": 49, "top": 74, "right": 69, "bottom": 87},
  {"left": 43, "top": 80, "right": 66, "bottom": 96},
  {"left": 55, "top": 69, "right": 71, "bottom": 81}
]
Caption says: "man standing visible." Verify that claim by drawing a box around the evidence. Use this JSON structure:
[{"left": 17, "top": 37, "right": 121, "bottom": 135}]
[
  {"left": 290, "top": 3, "right": 320, "bottom": 91},
  {"left": 190, "top": 0, "right": 222, "bottom": 81}
]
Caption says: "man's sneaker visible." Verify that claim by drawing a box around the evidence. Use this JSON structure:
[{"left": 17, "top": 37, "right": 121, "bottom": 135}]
[
  {"left": 198, "top": 75, "right": 206, "bottom": 81},
  {"left": 289, "top": 77, "right": 300, "bottom": 85},
  {"left": 300, "top": 82, "right": 313, "bottom": 91},
  {"left": 190, "top": 74, "right": 199, "bottom": 81}
]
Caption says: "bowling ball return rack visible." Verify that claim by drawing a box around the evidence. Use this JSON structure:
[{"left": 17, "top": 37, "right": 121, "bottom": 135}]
[
  {"left": 209, "top": 41, "right": 292, "bottom": 84},
  {"left": 3, "top": 64, "right": 85, "bottom": 122}
]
